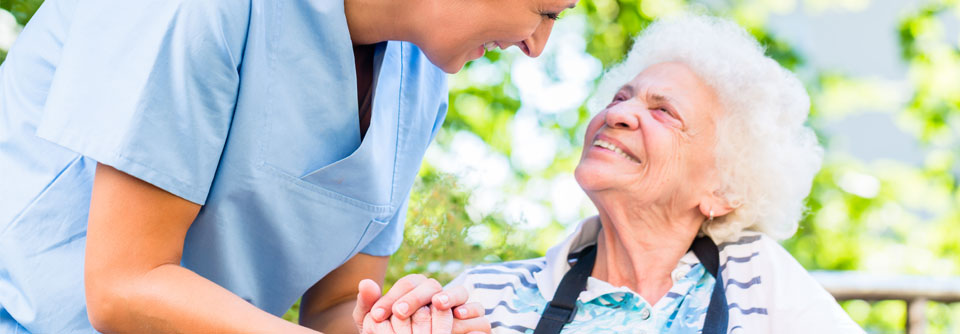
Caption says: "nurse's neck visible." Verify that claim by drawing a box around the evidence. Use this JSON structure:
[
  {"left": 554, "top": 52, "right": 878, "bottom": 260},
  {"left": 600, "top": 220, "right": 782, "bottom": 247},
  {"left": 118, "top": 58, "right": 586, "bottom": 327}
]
[{"left": 344, "top": 0, "right": 425, "bottom": 45}]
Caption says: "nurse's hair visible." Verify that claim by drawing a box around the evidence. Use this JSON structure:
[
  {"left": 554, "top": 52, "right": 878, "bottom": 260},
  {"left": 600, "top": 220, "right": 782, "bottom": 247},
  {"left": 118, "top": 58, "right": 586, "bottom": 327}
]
[{"left": 590, "top": 14, "right": 823, "bottom": 242}]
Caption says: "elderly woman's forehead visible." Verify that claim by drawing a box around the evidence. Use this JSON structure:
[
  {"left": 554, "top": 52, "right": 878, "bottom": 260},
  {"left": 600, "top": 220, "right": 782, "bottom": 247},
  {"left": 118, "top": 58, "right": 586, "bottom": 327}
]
[{"left": 626, "top": 62, "right": 715, "bottom": 96}]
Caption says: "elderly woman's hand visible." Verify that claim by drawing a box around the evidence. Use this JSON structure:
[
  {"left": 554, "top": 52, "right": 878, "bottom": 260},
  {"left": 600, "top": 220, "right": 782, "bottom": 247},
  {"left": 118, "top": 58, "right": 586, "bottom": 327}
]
[
  {"left": 353, "top": 276, "right": 490, "bottom": 334},
  {"left": 358, "top": 304, "right": 491, "bottom": 334}
]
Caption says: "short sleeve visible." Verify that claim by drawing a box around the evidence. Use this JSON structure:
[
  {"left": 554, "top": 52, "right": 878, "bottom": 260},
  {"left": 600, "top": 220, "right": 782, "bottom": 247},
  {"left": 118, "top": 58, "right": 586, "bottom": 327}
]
[
  {"left": 35, "top": 0, "right": 250, "bottom": 204},
  {"left": 359, "top": 93, "right": 448, "bottom": 257},
  {"left": 359, "top": 195, "right": 409, "bottom": 257}
]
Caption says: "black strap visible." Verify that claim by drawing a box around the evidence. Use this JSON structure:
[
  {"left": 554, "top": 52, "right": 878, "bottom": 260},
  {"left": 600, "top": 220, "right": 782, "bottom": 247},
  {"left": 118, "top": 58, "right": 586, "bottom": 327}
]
[
  {"left": 691, "top": 236, "right": 728, "bottom": 334},
  {"left": 533, "top": 237, "right": 727, "bottom": 334},
  {"left": 532, "top": 245, "right": 596, "bottom": 334}
]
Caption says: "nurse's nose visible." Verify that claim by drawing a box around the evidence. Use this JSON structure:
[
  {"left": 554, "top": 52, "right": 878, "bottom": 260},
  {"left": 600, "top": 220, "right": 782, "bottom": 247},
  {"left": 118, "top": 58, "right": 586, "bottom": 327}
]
[{"left": 519, "top": 19, "right": 556, "bottom": 58}]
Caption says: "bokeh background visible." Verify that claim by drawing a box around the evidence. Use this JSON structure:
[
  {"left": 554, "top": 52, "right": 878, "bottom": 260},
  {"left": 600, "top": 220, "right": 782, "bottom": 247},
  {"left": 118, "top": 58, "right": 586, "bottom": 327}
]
[{"left": 2, "top": 0, "right": 958, "bottom": 331}]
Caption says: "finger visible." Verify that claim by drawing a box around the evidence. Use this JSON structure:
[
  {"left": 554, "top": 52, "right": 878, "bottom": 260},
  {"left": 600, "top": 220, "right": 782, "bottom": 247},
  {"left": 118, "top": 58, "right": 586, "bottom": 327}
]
[
  {"left": 432, "top": 285, "right": 469, "bottom": 310},
  {"left": 391, "top": 312, "right": 414, "bottom": 334},
  {"left": 393, "top": 278, "right": 443, "bottom": 319},
  {"left": 355, "top": 279, "right": 383, "bottom": 330},
  {"left": 452, "top": 317, "right": 492, "bottom": 334},
  {"left": 371, "top": 274, "right": 427, "bottom": 322},
  {"left": 374, "top": 317, "right": 398, "bottom": 334},
  {"left": 411, "top": 306, "right": 432, "bottom": 334},
  {"left": 452, "top": 302, "right": 485, "bottom": 320},
  {"left": 430, "top": 304, "right": 454, "bottom": 334},
  {"left": 362, "top": 314, "right": 378, "bottom": 334}
]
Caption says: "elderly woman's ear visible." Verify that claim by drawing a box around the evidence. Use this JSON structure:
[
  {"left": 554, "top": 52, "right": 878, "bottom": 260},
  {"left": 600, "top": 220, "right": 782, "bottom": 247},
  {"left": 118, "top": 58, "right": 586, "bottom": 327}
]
[{"left": 698, "top": 189, "right": 734, "bottom": 220}]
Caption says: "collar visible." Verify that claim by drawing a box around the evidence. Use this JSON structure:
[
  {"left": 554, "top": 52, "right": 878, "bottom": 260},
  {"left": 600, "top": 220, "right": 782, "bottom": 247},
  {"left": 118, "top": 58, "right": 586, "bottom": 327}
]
[{"left": 533, "top": 216, "right": 702, "bottom": 303}]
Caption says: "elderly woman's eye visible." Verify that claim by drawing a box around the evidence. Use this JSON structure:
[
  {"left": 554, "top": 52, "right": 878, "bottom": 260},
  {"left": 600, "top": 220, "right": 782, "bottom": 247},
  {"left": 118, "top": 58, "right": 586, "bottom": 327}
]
[
  {"left": 656, "top": 107, "right": 677, "bottom": 118},
  {"left": 606, "top": 94, "right": 626, "bottom": 108},
  {"left": 542, "top": 12, "right": 560, "bottom": 20}
]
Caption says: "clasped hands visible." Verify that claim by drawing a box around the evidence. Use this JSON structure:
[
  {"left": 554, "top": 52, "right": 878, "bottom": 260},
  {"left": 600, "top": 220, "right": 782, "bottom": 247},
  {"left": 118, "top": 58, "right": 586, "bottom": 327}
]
[{"left": 352, "top": 274, "right": 491, "bottom": 334}]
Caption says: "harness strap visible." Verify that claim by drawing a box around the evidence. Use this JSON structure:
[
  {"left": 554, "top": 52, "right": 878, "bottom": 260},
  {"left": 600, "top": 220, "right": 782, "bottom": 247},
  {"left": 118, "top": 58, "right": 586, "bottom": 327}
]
[
  {"left": 531, "top": 245, "right": 596, "bottom": 334},
  {"left": 692, "top": 236, "right": 728, "bottom": 334},
  {"left": 532, "top": 237, "right": 727, "bottom": 334}
]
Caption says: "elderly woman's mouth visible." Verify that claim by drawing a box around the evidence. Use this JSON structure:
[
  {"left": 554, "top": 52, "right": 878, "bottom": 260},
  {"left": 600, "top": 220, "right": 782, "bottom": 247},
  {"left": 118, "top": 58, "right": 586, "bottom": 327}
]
[{"left": 593, "top": 139, "right": 642, "bottom": 164}]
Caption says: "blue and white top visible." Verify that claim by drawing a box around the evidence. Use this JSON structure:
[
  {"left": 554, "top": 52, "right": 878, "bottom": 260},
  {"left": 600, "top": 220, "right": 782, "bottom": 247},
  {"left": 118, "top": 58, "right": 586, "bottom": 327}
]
[
  {"left": 449, "top": 217, "right": 864, "bottom": 333},
  {"left": 0, "top": 0, "right": 447, "bottom": 332}
]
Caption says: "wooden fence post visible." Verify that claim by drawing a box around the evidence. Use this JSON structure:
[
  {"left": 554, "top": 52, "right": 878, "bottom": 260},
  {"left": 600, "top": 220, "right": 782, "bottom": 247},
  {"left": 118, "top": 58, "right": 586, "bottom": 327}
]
[{"left": 906, "top": 298, "right": 927, "bottom": 334}]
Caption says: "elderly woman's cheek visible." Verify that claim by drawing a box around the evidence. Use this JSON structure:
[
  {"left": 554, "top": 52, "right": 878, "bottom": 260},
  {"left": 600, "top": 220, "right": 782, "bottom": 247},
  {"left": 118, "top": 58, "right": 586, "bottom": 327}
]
[{"left": 651, "top": 109, "right": 682, "bottom": 129}]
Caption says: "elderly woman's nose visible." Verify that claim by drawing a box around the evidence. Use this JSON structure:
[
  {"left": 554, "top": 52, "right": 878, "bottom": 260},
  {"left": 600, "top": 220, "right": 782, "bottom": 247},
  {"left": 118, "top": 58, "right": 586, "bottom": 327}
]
[
  {"left": 521, "top": 20, "right": 555, "bottom": 57},
  {"left": 603, "top": 106, "right": 641, "bottom": 129}
]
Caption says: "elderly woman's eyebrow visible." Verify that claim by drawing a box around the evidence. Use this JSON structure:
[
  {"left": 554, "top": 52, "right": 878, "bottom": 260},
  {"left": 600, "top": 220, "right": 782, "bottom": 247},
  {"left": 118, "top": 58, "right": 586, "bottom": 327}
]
[
  {"left": 648, "top": 93, "right": 676, "bottom": 106},
  {"left": 649, "top": 93, "right": 686, "bottom": 126}
]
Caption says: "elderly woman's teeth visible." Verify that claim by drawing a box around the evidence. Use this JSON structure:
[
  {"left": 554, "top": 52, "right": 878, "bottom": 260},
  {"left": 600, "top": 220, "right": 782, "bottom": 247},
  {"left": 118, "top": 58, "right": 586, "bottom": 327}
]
[
  {"left": 593, "top": 139, "right": 641, "bottom": 163},
  {"left": 484, "top": 42, "right": 497, "bottom": 51}
]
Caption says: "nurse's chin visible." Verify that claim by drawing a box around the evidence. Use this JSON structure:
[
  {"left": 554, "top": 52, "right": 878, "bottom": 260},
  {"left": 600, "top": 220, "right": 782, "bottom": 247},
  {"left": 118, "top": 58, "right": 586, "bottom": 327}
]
[
  {"left": 422, "top": 53, "right": 469, "bottom": 74},
  {"left": 437, "top": 59, "right": 468, "bottom": 74}
]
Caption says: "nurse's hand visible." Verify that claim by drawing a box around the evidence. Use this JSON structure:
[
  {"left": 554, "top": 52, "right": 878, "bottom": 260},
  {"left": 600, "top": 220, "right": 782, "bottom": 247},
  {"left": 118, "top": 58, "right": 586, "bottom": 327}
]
[
  {"left": 361, "top": 274, "right": 463, "bottom": 321},
  {"left": 354, "top": 278, "right": 490, "bottom": 334},
  {"left": 360, "top": 304, "right": 490, "bottom": 334}
]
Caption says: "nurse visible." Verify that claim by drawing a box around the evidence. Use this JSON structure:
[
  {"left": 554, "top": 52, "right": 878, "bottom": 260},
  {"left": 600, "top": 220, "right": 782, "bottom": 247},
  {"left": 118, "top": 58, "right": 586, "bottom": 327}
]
[{"left": 0, "top": 0, "right": 577, "bottom": 333}]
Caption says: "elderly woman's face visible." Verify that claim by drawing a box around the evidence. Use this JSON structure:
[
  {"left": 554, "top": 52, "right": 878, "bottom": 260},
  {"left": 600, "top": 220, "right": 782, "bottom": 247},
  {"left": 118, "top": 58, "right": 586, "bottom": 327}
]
[
  {"left": 418, "top": 0, "right": 578, "bottom": 73},
  {"left": 575, "top": 62, "right": 723, "bottom": 209}
]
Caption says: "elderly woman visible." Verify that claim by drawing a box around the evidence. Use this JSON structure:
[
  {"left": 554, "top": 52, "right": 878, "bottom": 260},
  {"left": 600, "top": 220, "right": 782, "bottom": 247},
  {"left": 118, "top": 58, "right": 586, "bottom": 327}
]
[{"left": 444, "top": 16, "right": 863, "bottom": 333}]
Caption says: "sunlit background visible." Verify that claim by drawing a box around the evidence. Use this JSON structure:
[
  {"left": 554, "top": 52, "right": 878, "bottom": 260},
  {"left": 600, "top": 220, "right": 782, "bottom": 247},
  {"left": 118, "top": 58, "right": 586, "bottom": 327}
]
[{"left": 2, "top": 0, "right": 958, "bottom": 331}]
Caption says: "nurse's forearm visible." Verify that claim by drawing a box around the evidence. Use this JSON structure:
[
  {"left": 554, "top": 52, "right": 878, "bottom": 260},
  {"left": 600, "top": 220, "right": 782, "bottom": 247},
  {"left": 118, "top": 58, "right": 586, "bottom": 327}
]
[
  {"left": 84, "top": 164, "right": 319, "bottom": 334},
  {"left": 90, "top": 263, "right": 317, "bottom": 334},
  {"left": 299, "top": 253, "right": 391, "bottom": 333}
]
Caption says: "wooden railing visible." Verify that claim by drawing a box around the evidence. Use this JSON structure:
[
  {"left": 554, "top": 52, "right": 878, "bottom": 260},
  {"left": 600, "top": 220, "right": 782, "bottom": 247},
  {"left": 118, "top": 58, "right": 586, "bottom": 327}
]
[{"left": 811, "top": 271, "right": 960, "bottom": 334}]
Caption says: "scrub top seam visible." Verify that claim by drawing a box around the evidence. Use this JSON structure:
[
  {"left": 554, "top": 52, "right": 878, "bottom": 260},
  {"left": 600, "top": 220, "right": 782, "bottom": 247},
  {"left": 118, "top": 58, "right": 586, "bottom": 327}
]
[
  {"left": 259, "top": 163, "right": 393, "bottom": 214},
  {"left": 258, "top": 0, "right": 281, "bottom": 168},
  {"left": 111, "top": 150, "right": 209, "bottom": 204},
  {"left": 37, "top": 126, "right": 208, "bottom": 204},
  {"left": 389, "top": 42, "right": 405, "bottom": 212},
  {"left": 232, "top": 0, "right": 254, "bottom": 71}
]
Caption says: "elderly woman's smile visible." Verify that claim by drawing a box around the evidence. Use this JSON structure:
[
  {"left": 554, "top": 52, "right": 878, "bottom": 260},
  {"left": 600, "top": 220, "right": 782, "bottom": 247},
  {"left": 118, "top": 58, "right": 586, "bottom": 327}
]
[{"left": 591, "top": 136, "right": 641, "bottom": 164}]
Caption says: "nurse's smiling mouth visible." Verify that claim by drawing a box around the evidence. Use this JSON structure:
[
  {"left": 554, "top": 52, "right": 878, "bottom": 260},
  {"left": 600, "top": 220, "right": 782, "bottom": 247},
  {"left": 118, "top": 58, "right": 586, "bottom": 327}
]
[{"left": 472, "top": 41, "right": 511, "bottom": 60}]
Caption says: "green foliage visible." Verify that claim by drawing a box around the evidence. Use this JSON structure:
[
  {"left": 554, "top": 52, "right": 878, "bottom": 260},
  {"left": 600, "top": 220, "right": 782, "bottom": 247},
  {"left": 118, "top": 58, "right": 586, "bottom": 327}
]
[
  {"left": 896, "top": 0, "right": 960, "bottom": 144},
  {"left": 387, "top": 169, "right": 540, "bottom": 287},
  {"left": 0, "top": 0, "right": 41, "bottom": 25}
]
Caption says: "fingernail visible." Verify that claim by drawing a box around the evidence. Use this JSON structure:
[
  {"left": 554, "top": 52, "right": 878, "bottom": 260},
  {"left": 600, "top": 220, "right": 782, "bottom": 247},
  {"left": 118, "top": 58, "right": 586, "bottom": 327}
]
[
  {"left": 437, "top": 294, "right": 449, "bottom": 306},
  {"left": 395, "top": 302, "right": 409, "bottom": 315},
  {"left": 372, "top": 308, "right": 385, "bottom": 319},
  {"left": 458, "top": 308, "right": 468, "bottom": 317}
]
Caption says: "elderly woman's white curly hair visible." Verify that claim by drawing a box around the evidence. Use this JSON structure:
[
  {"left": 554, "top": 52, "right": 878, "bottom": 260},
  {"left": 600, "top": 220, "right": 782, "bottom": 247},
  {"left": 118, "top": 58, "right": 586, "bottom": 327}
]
[{"left": 589, "top": 15, "right": 823, "bottom": 242}]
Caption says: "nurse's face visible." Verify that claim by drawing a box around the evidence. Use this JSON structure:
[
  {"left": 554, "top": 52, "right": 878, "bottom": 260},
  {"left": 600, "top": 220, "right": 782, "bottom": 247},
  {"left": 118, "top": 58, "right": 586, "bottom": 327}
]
[{"left": 420, "top": 0, "right": 578, "bottom": 73}]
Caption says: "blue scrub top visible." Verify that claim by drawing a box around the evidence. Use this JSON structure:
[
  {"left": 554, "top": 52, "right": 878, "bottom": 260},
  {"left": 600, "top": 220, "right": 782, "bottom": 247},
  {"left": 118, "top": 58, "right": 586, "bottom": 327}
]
[{"left": 0, "top": 0, "right": 448, "bottom": 332}]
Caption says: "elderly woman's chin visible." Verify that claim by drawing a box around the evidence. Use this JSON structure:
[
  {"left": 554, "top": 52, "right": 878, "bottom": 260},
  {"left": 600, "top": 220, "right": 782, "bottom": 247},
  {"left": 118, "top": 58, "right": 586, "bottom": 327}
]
[{"left": 573, "top": 158, "right": 620, "bottom": 195}]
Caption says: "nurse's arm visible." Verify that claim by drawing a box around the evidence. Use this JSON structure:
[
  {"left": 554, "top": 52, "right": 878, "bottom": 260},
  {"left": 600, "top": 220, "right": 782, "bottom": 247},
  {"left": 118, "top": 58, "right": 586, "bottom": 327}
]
[
  {"left": 298, "top": 253, "right": 389, "bottom": 333},
  {"left": 84, "top": 163, "right": 318, "bottom": 334}
]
